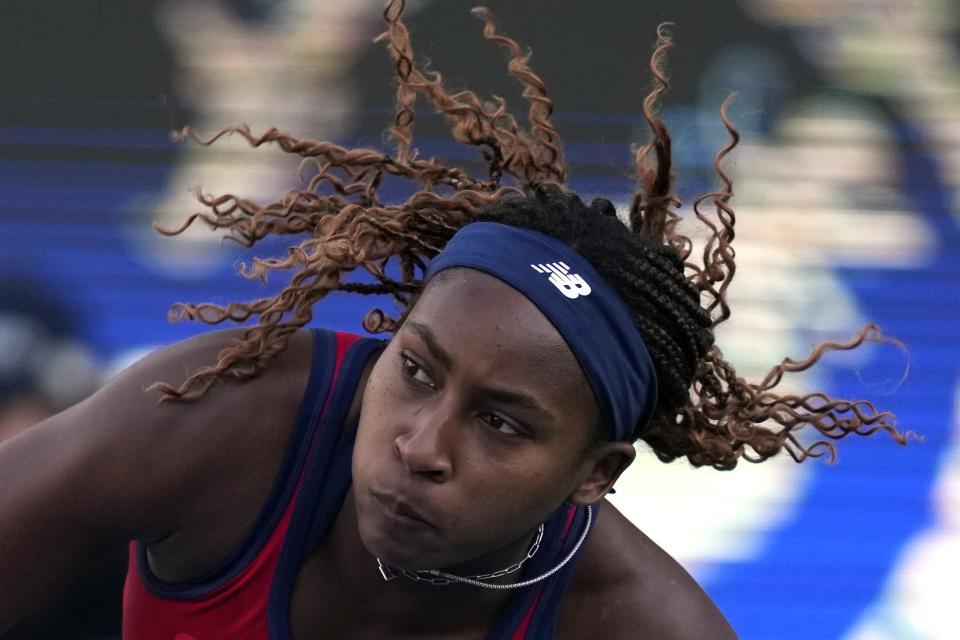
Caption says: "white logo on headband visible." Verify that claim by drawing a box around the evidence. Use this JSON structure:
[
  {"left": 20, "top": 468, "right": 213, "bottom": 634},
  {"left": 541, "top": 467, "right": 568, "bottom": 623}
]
[{"left": 531, "top": 262, "right": 592, "bottom": 299}]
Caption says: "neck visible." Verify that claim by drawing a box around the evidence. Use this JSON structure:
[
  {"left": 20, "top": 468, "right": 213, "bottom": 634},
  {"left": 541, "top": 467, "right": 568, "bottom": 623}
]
[{"left": 321, "top": 487, "right": 536, "bottom": 633}]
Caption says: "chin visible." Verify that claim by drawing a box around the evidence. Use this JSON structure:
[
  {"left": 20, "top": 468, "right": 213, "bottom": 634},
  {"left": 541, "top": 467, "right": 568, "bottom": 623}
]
[
  {"left": 355, "top": 499, "right": 441, "bottom": 570},
  {"left": 358, "top": 523, "right": 437, "bottom": 571}
]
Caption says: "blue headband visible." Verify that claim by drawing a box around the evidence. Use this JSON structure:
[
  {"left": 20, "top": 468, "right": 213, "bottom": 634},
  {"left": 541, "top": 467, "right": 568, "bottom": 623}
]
[{"left": 423, "top": 221, "right": 658, "bottom": 441}]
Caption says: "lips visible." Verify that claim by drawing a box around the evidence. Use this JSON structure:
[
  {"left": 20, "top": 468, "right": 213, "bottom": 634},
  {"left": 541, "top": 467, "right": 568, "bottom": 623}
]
[{"left": 370, "top": 488, "right": 435, "bottom": 527}]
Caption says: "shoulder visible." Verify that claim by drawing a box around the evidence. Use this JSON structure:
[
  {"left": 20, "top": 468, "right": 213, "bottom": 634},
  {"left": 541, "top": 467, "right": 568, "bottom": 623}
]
[
  {"left": 83, "top": 327, "right": 318, "bottom": 466},
  {"left": 112, "top": 326, "right": 317, "bottom": 399},
  {"left": 111, "top": 326, "right": 320, "bottom": 514},
  {"left": 0, "top": 327, "right": 322, "bottom": 623},
  {"left": 103, "top": 326, "right": 320, "bottom": 430},
  {"left": 560, "top": 499, "right": 738, "bottom": 640},
  {"left": 16, "top": 326, "right": 319, "bottom": 542}
]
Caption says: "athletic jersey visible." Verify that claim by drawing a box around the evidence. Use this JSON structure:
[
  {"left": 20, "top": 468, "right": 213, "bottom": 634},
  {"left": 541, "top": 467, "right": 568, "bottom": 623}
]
[{"left": 123, "top": 329, "right": 595, "bottom": 640}]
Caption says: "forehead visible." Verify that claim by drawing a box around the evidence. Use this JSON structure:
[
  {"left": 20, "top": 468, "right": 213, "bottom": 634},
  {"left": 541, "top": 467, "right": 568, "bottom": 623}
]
[{"left": 406, "top": 268, "right": 595, "bottom": 410}]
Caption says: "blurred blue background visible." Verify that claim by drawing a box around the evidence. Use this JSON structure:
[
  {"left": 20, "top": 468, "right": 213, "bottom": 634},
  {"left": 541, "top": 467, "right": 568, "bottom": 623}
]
[{"left": 1, "top": 1, "right": 957, "bottom": 638}]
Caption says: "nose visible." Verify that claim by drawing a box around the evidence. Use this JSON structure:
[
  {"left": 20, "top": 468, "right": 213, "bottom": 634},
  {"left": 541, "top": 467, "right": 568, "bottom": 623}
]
[{"left": 394, "top": 402, "right": 455, "bottom": 482}]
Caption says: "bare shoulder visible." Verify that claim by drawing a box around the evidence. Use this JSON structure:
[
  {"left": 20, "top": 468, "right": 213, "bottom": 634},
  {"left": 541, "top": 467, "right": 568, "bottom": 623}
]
[
  {"left": 75, "top": 326, "right": 317, "bottom": 514},
  {"left": 559, "top": 499, "right": 738, "bottom": 640},
  {"left": 0, "top": 327, "right": 317, "bottom": 626},
  {"left": 3, "top": 325, "right": 317, "bottom": 542},
  {"left": 104, "top": 327, "right": 318, "bottom": 562}
]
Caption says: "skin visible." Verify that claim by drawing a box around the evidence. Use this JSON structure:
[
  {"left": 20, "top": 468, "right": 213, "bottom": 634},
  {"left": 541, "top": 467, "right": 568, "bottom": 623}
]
[
  {"left": 0, "top": 269, "right": 737, "bottom": 639},
  {"left": 354, "top": 268, "right": 628, "bottom": 571},
  {"left": 0, "top": 395, "right": 53, "bottom": 443},
  {"left": 0, "top": 395, "right": 128, "bottom": 639}
]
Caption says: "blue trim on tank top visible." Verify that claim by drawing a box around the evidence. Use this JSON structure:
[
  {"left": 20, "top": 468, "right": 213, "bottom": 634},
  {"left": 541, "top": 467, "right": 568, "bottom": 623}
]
[
  {"left": 269, "top": 334, "right": 386, "bottom": 640},
  {"left": 134, "top": 329, "right": 339, "bottom": 600}
]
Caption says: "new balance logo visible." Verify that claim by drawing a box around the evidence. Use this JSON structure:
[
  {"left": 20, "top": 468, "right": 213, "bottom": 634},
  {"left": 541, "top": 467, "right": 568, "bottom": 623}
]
[{"left": 531, "top": 262, "right": 592, "bottom": 299}]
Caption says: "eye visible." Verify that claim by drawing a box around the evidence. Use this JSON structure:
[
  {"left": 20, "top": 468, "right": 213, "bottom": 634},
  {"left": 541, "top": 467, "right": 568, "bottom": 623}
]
[
  {"left": 400, "top": 354, "right": 435, "bottom": 388},
  {"left": 480, "top": 413, "right": 522, "bottom": 437}
]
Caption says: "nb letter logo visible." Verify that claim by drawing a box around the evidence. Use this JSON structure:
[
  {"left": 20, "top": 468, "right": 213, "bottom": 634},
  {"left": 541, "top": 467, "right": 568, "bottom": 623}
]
[{"left": 531, "top": 262, "right": 592, "bottom": 299}]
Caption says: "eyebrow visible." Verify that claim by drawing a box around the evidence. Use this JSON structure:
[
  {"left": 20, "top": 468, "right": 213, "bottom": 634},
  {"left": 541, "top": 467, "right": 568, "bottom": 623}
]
[
  {"left": 475, "top": 385, "right": 556, "bottom": 424},
  {"left": 405, "top": 321, "right": 454, "bottom": 371},
  {"left": 404, "top": 320, "right": 555, "bottom": 424}
]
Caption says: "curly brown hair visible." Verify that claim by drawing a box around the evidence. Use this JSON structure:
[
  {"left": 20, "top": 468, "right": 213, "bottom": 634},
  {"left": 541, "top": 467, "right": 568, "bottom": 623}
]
[{"left": 152, "top": 0, "right": 910, "bottom": 470}]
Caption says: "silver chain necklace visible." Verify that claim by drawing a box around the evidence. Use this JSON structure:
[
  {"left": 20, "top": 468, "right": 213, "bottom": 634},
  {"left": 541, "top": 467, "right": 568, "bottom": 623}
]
[{"left": 376, "top": 505, "right": 592, "bottom": 591}]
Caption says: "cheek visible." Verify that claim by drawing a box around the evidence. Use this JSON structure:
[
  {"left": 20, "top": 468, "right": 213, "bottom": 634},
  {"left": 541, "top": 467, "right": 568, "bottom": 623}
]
[
  {"left": 353, "top": 354, "right": 417, "bottom": 476},
  {"left": 353, "top": 366, "right": 394, "bottom": 467},
  {"left": 358, "top": 351, "right": 403, "bottom": 426},
  {"left": 464, "top": 454, "right": 579, "bottom": 525}
]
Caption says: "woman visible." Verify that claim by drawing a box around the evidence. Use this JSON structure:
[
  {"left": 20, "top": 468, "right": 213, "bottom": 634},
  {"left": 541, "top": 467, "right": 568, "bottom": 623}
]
[{"left": 0, "top": 1, "right": 908, "bottom": 638}]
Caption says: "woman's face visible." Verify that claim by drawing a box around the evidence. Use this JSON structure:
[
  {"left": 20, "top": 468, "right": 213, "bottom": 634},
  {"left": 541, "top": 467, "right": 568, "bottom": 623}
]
[{"left": 353, "top": 268, "right": 620, "bottom": 572}]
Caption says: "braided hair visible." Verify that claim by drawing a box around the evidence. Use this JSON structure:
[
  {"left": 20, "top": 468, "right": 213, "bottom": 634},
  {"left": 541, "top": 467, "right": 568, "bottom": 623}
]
[{"left": 153, "top": 0, "right": 909, "bottom": 470}]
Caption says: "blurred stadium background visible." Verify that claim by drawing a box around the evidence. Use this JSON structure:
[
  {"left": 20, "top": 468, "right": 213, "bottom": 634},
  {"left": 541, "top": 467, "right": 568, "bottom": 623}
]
[{"left": 1, "top": 1, "right": 957, "bottom": 638}]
